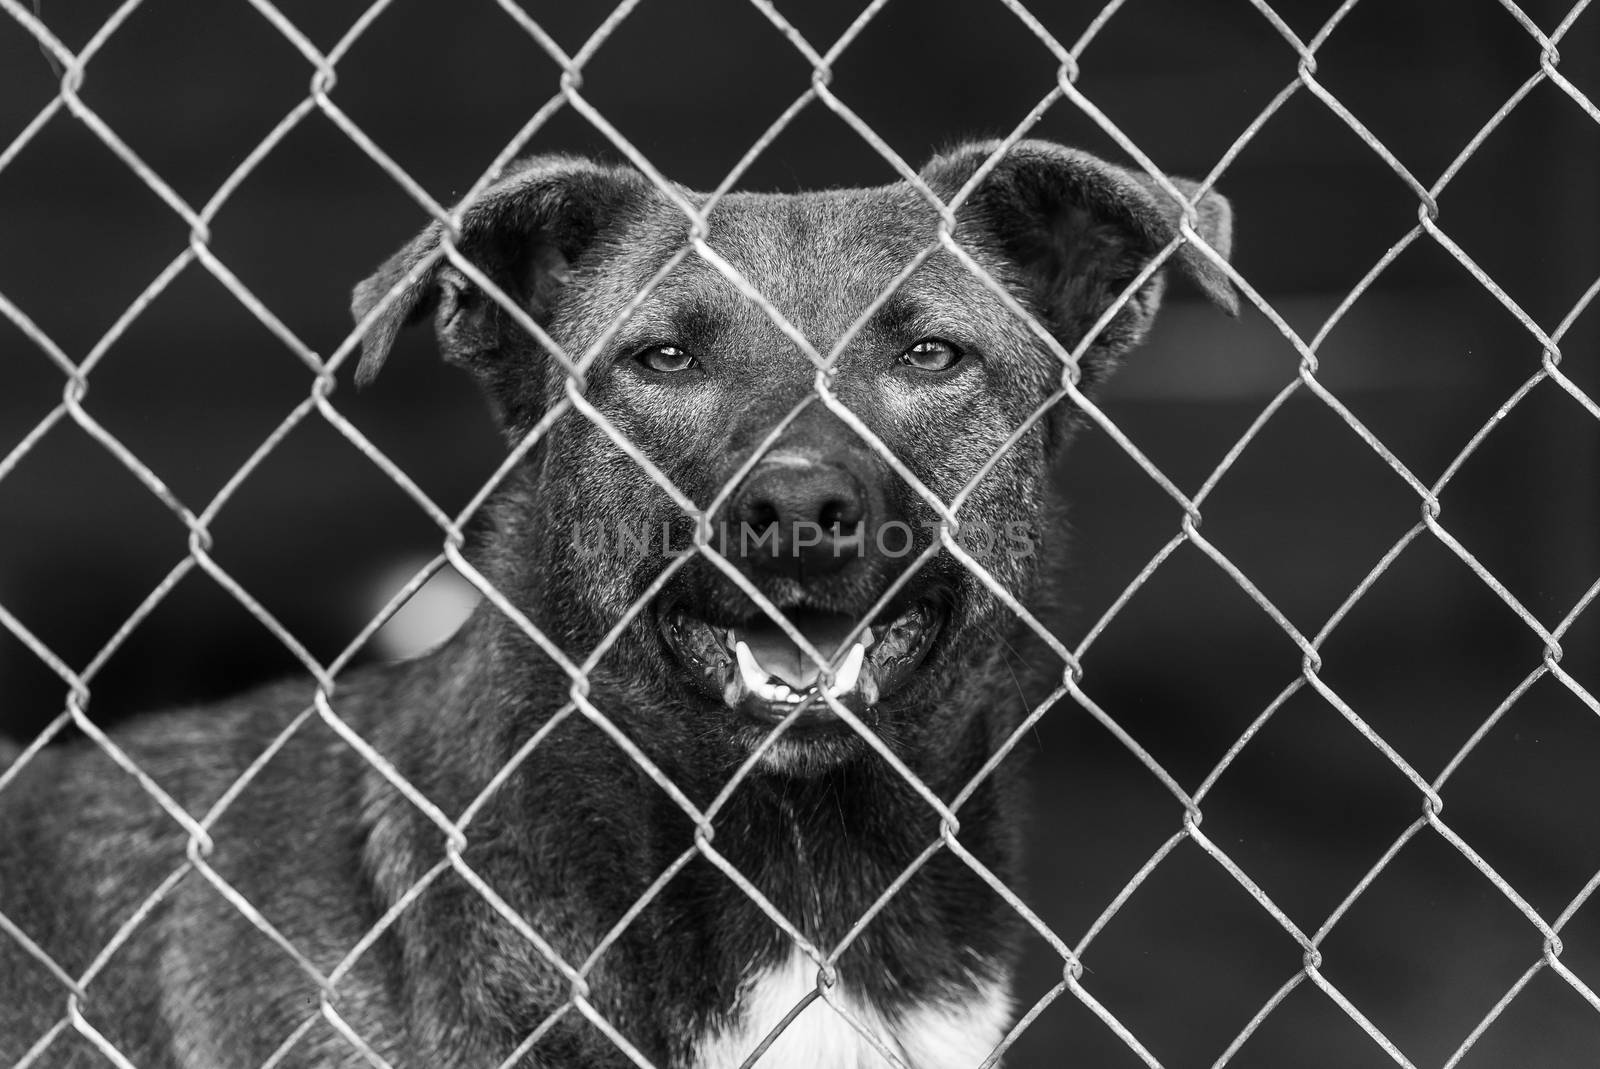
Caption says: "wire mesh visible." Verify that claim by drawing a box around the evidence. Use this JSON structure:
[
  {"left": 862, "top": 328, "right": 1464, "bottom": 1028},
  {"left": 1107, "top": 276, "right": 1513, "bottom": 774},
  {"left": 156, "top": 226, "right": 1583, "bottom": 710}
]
[{"left": 1, "top": 0, "right": 1598, "bottom": 1066}]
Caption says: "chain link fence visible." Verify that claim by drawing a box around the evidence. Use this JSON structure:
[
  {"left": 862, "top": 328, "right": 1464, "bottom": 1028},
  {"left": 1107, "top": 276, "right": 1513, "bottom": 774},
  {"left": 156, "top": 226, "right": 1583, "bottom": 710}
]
[{"left": 1, "top": 0, "right": 1599, "bottom": 1065}]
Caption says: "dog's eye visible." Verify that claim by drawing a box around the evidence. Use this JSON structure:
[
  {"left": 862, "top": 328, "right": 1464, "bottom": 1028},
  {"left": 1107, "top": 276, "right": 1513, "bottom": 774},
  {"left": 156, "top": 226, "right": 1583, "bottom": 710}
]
[
  {"left": 634, "top": 344, "right": 698, "bottom": 374},
  {"left": 898, "top": 338, "right": 964, "bottom": 372}
]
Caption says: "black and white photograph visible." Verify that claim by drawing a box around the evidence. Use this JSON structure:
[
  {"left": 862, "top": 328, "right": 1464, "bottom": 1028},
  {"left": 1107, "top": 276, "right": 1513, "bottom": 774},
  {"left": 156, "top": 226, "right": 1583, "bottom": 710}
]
[{"left": 1, "top": 0, "right": 1598, "bottom": 1065}]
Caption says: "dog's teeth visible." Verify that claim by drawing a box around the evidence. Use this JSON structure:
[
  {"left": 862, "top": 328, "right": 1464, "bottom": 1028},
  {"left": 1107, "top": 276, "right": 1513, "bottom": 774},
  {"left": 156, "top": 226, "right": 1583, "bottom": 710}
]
[
  {"left": 734, "top": 641, "right": 769, "bottom": 691},
  {"left": 827, "top": 642, "right": 866, "bottom": 697},
  {"left": 735, "top": 635, "right": 872, "bottom": 704}
]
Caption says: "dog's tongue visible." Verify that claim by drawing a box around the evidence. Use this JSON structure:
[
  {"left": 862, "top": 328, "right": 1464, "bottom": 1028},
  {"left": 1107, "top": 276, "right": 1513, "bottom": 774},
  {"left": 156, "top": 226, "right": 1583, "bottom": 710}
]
[{"left": 736, "top": 612, "right": 857, "bottom": 688}]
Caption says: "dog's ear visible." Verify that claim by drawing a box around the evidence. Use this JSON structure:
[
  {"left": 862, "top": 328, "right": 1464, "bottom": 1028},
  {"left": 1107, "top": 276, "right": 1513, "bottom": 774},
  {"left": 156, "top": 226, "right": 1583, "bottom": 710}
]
[
  {"left": 350, "top": 155, "right": 650, "bottom": 405},
  {"left": 921, "top": 140, "right": 1237, "bottom": 383}
]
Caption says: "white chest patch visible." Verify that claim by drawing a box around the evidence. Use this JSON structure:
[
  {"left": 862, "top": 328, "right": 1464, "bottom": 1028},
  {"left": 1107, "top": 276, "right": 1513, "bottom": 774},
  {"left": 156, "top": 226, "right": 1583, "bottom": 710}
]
[{"left": 691, "top": 950, "right": 1012, "bottom": 1069}]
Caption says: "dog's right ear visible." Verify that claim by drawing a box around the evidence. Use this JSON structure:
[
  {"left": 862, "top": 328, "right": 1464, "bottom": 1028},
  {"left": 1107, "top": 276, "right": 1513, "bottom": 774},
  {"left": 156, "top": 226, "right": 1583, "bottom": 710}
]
[{"left": 349, "top": 156, "right": 651, "bottom": 402}]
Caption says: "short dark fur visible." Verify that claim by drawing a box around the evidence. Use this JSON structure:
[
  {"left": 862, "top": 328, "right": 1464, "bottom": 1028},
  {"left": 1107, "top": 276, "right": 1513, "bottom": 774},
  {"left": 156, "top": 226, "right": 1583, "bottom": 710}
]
[{"left": 0, "top": 141, "right": 1234, "bottom": 1066}]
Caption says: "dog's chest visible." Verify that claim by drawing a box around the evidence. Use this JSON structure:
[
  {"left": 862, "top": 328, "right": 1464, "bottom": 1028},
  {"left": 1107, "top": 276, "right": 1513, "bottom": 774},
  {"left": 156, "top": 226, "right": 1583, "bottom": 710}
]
[{"left": 690, "top": 950, "right": 1010, "bottom": 1069}]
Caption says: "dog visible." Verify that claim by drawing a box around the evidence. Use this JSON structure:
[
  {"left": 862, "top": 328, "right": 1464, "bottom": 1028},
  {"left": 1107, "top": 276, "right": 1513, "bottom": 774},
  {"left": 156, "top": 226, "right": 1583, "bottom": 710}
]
[{"left": 0, "top": 139, "right": 1234, "bottom": 1067}]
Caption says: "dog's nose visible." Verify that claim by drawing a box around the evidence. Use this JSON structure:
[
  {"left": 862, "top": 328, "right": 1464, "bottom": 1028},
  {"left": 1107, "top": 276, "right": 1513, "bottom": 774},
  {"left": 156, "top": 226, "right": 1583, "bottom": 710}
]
[{"left": 729, "top": 460, "right": 868, "bottom": 578}]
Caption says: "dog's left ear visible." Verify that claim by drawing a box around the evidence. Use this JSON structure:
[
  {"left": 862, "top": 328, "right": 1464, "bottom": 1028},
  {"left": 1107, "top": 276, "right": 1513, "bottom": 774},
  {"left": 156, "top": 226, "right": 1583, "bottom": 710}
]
[{"left": 921, "top": 140, "right": 1237, "bottom": 383}]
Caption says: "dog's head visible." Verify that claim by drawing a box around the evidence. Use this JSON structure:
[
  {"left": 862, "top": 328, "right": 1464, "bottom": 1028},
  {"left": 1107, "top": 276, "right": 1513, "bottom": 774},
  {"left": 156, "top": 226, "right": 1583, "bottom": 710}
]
[{"left": 352, "top": 141, "right": 1235, "bottom": 777}]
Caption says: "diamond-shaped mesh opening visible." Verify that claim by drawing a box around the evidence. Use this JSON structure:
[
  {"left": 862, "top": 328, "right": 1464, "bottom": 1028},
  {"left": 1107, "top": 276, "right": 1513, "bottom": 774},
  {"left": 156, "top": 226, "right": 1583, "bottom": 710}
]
[
  {"left": 1310, "top": 533, "right": 1557, "bottom": 763},
  {"left": 576, "top": 0, "right": 821, "bottom": 178},
  {"left": 70, "top": 0, "right": 313, "bottom": 206},
  {"left": 821, "top": 1, "right": 1062, "bottom": 155},
  {"left": 1074, "top": 840, "right": 1307, "bottom": 1064},
  {"left": 1429, "top": 82, "right": 1600, "bottom": 325},
  {"left": 1311, "top": 1, "right": 1541, "bottom": 180},
  {"left": 0, "top": 422, "right": 188, "bottom": 665},
  {"left": 74, "top": 268, "right": 318, "bottom": 502},
  {"left": 1199, "top": 684, "right": 1424, "bottom": 925},
  {"left": 1046, "top": 1, "right": 1304, "bottom": 174},
  {"left": 199, "top": 118, "right": 440, "bottom": 348},
  {"left": 191, "top": 414, "right": 466, "bottom": 665},
  {"left": 331, "top": 0, "right": 571, "bottom": 196},
  {"left": 1068, "top": 541, "right": 1314, "bottom": 782},
  {"left": 3, "top": 0, "right": 1600, "bottom": 1066},
  {"left": 1318, "top": 830, "right": 1559, "bottom": 1066},
  {"left": 1440, "top": 674, "right": 1600, "bottom": 918},
  {"left": 0, "top": 114, "right": 189, "bottom": 356},
  {"left": 1432, "top": 381, "right": 1600, "bottom": 618}
]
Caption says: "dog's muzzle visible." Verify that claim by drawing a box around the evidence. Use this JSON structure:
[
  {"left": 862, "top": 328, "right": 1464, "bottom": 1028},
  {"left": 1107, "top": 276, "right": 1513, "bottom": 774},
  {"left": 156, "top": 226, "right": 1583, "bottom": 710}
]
[
  {"left": 658, "top": 603, "right": 942, "bottom": 726},
  {"left": 658, "top": 438, "right": 943, "bottom": 729}
]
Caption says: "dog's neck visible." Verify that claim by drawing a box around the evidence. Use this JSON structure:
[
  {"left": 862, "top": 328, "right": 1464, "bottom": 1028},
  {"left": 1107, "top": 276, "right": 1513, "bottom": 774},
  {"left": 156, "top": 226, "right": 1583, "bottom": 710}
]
[{"left": 362, "top": 609, "right": 1024, "bottom": 1063}]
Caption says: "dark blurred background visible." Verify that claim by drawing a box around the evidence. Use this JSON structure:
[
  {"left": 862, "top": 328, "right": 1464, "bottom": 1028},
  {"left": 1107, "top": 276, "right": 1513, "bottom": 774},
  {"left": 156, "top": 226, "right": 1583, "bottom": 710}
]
[{"left": 2, "top": 0, "right": 1599, "bottom": 1064}]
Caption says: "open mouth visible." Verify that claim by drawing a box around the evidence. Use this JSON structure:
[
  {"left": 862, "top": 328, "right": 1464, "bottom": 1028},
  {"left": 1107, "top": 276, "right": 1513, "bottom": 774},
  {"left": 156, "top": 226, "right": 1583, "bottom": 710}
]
[{"left": 657, "top": 602, "right": 942, "bottom": 725}]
